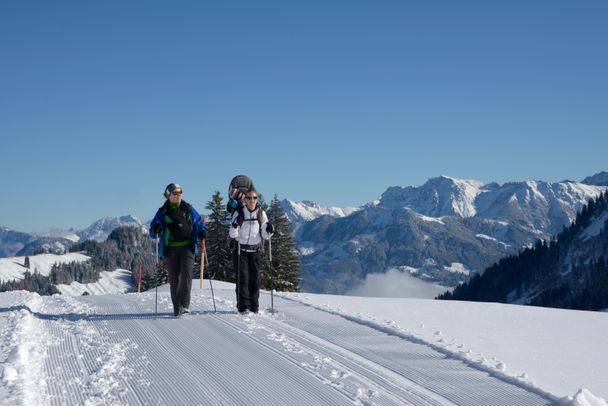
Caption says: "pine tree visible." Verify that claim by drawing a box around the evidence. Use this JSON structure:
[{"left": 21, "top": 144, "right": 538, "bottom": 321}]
[
  {"left": 262, "top": 194, "right": 300, "bottom": 292},
  {"left": 205, "top": 191, "right": 233, "bottom": 282},
  {"left": 24, "top": 256, "right": 30, "bottom": 269}
]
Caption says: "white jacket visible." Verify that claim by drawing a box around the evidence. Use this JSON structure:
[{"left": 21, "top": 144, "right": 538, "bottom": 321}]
[{"left": 229, "top": 207, "right": 270, "bottom": 245}]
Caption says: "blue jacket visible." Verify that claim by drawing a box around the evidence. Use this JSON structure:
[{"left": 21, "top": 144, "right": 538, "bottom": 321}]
[{"left": 149, "top": 200, "right": 208, "bottom": 258}]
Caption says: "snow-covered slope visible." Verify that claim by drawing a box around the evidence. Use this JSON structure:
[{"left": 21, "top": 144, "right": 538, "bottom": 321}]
[
  {"left": 0, "top": 252, "right": 90, "bottom": 281},
  {"left": 0, "top": 282, "right": 605, "bottom": 405},
  {"left": 55, "top": 269, "right": 133, "bottom": 296},
  {"left": 0, "top": 252, "right": 134, "bottom": 296}
]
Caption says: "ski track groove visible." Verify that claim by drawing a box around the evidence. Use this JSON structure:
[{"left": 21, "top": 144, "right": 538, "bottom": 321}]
[
  {"left": 247, "top": 314, "right": 452, "bottom": 406},
  {"left": 32, "top": 290, "right": 558, "bottom": 405},
  {"left": 44, "top": 293, "right": 353, "bottom": 406},
  {"left": 209, "top": 313, "right": 404, "bottom": 406},
  {"left": 267, "top": 294, "right": 555, "bottom": 406},
  {"left": 87, "top": 297, "right": 251, "bottom": 405}
]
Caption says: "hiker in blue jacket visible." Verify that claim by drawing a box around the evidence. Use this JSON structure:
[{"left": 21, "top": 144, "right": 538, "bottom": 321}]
[{"left": 150, "top": 183, "right": 208, "bottom": 316}]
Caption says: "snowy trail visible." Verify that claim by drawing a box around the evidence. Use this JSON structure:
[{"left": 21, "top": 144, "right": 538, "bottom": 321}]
[
  {"left": 41, "top": 294, "right": 352, "bottom": 406},
  {"left": 256, "top": 294, "right": 556, "bottom": 406},
  {"left": 5, "top": 284, "right": 559, "bottom": 405}
]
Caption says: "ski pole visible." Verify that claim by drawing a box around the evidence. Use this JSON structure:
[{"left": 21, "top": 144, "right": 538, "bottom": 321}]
[
  {"left": 237, "top": 237, "right": 241, "bottom": 312},
  {"left": 200, "top": 216, "right": 206, "bottom": 289},
  {"left": 204, "top": 242, "right": 216, "bottom": 312},
  {"left": 155, "top": 234, "right": 159, "bottom": 320},
  {"left": 269, "top": 234, "right": 274, "bottom": 314},
  {"left": 200, "top": 241, "right": 205, "bottom": 289}
]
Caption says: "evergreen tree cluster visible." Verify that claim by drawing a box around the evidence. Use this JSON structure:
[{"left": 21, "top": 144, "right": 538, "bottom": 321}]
[
  {"left": 0, "top": 270, "right": 59, "bottom": 295},
  {"left": 202, "top": 192, "right": 232, "bottom": 282},
  {"left": 261, "top": 195, "right": 301, "bottom": 291},
  {"left": 49, "top": 261, "right": 99, "bottom": 285},
  {"left": 438, "top": 191, "right": 608, "bottom": 311},
  {"left": 71, "top": 226, "right": 160, "bottom": 291}
]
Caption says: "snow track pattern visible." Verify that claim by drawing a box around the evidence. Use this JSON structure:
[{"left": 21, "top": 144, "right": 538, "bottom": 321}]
[{"left": 34, "top": 289, "right": 555, "bottom": 405}]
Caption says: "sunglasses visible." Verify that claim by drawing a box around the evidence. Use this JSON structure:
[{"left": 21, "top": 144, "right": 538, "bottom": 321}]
[
  {"left": 245, "top": 196, "right": 258, "bottom": 200},
  {"left": 171, "top": 191, "right": 183, "bottom": 196}
]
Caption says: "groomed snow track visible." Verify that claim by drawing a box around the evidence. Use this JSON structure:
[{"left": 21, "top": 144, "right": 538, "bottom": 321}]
[{"left": 30, "top": 286, "right": 556, "bottom": 405}]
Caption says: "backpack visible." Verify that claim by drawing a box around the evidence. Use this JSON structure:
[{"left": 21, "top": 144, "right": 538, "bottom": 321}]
[
  {"left": 162, "top": 201, "right": 193, "bottom": 242},
  {"left": 227, "top": 175, "right": 254, "bottom": 214}
]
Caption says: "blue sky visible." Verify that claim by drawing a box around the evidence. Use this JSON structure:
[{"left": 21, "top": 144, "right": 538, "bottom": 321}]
[{"left": 1, "top": 1, "right": 607, "bottom": 232}]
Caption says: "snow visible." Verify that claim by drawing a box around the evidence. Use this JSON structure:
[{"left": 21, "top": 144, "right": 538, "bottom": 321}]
[
  {"left": 581, "top": 211, "right": 608, "bottom": 241},
  {"left": 0, "top": 252, "right": 90, "bottom": 281},
  {"left": 0, "top": 281, "right": 605, "bottom": 405},
  {"left": 77, "top": 215, "right": 145, "bottom": 242},
  {"left": 476, "top": 234, "right": 512, "bottom": 248},
  {"left": 282, "top": 199, "right": 360, "bottom": 224},
  {"left": 477, "top": 233, "right": 497, "bottom": 241},
  {"left": 0, "top": 253, "right": 133, "bottom": 297},
  {"left": 289, "top": 292, "right": 608, "bottom": 404},
  {"left": 571, "top": 389, "right": 608, "bottom": 406},
  {"left": 55, "top": 269, "right": 133, "bottom": 296},
  {"left": 416, "top": 212, "right": 446, "bottom": 225},
  {"left": 446, "top": 176, "right": 486, "bottom": 218},
  {"left": 443, "top": 262, "right": 471, "bottom": 275}
]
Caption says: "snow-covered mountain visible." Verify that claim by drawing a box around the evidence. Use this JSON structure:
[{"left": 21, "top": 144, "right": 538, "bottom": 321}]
[
  {"left": 280, "top": 199, "right": 360, "bottom": 230},
  {"left": 582, "top": 171, "right": 608, "bottom": 186},
  {"left": 377, "top": 176, "right": 485, "bottom": 218},
  {"left": 0, "top": 228, "right": 36, "bottom": 258},
  {"left": 444, "top": 190, "right": 608, "bottom": 310},
  {"left": 15, "top": 236, "right": 76, "bottom": 256},
  {"left": 0, "top": 215, "right": 146, "bottom": 258},
  {"left": 0, "top": 228, "right": 75, "bottom": 257},
  {"left": 377, "top": 176, "right": 601, "bottom": 235},
  {"left": 296, "top": 176, "right": 606, "bottom": 294},
  {"left": 77, "top": 214, "right": 146, "bottom": 242}
]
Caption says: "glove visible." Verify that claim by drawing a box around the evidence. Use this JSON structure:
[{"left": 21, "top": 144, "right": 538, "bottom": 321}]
[
  {"left": 228, "top": 198, "right": 239, "bottom": 209},
  {"left": 232, "top": 215, "right": 243, "bottom": 228},
  {"left": 153, "top": 223, "right": 162, "bottom": 235},
  {"left": 198, "top": 229, "right": 207, "bottom": 239},
  {"left": 266, "top": 223, "right": 274, "bottom": 234}
]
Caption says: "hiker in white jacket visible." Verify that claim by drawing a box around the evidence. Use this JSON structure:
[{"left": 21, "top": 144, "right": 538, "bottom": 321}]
[{"left": 229, "top": 187, "right": 273, "bottom": 313}]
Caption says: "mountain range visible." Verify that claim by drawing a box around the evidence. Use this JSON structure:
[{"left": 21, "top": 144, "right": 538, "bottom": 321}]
[
  {"left": 2, "top": 172, "right": 606, "bottom": 297},
  {"left": 441, "top": 189, "right": 608, "bottom": 310},
  {"left": 0, "top": 215, "right": 145, "bottom": 257},
  {"left": 291, "top": 174, "right": 607, "bottom": 294},
  {"left": 279, "top": 200, "right": 360, "bottom": 230}
]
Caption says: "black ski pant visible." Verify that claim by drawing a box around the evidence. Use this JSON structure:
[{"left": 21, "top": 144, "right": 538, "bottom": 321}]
[
  {"left": 163, "top": 245, "right": 194, "bottom": 316},
  {"left": 234, "top": 249, "right": 261, "bottom": 312}
]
